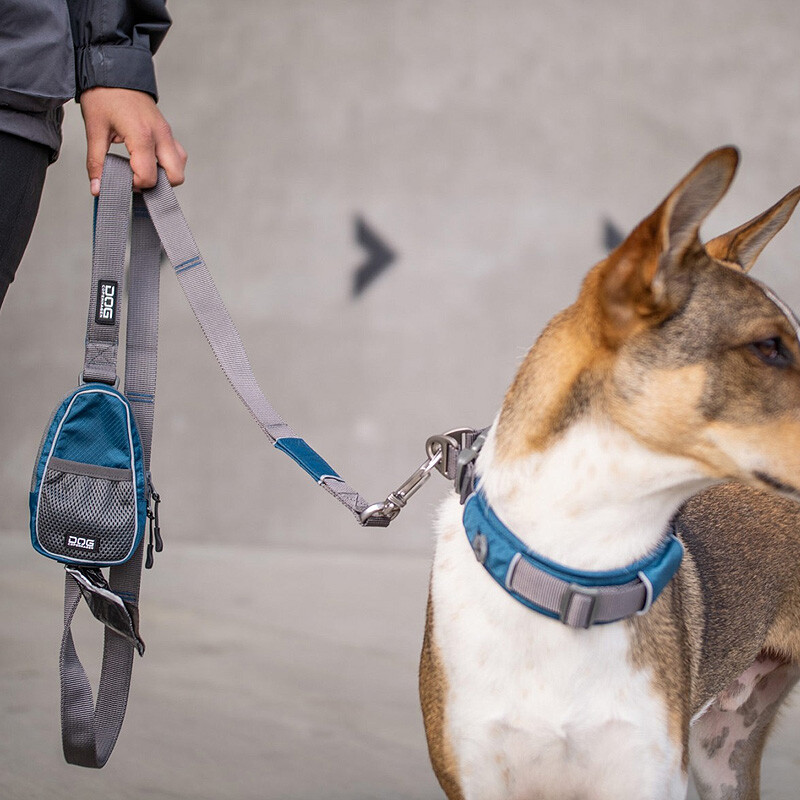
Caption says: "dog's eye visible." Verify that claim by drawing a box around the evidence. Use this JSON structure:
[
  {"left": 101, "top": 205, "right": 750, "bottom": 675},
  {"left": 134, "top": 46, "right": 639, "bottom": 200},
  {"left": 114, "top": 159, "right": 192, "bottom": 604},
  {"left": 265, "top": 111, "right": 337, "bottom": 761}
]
[{"left": 749, "top": 337, "right": 793, "bottom": 367}]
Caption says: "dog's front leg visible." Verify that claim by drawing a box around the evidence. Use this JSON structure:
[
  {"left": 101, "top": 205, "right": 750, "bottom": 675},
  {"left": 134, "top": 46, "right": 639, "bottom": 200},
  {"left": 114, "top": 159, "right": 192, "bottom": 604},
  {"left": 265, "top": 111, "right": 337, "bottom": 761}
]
[{"left": 689, "top": 655, "right": 800, "bottom": 800}]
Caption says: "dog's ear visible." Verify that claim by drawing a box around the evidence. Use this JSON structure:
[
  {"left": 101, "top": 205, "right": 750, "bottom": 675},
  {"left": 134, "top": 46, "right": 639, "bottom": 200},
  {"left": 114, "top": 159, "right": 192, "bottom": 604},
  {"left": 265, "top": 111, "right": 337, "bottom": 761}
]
[
  {"left": 599, "top": 147, "right": 738, "bottom": 343},
  {"left": 705, "top": 186, "right": 800, "bottom": 273}
]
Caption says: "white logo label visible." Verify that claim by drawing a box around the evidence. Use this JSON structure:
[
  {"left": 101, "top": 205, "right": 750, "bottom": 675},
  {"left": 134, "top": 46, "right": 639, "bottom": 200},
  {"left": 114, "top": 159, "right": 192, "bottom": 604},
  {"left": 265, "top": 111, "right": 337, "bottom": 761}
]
[
  {"left": 95, "top": 280, "right": 118, "bottom": 325},
  {"left": 98, "top": 283, "right": 116, "bottom": 320},
  {"left": 67, "top": 535, "right": 96, "bottom": 551}
]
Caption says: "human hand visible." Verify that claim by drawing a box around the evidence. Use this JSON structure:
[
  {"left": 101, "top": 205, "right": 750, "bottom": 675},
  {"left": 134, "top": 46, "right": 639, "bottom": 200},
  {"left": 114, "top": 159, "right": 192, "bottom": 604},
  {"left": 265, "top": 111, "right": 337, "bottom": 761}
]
[{"left": 79, "top": 87, "right": 187, "bottom": 196}]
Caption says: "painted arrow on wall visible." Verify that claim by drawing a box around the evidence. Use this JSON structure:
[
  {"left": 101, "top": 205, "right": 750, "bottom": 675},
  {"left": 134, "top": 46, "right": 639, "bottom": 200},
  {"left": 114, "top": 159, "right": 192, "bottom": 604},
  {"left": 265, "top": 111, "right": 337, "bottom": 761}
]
[
  {"left": 602, "top": 217, "right": 625, "bottom": 253},
  {"left": 352, "top": 216, "right": 397, "bottom": 297}
]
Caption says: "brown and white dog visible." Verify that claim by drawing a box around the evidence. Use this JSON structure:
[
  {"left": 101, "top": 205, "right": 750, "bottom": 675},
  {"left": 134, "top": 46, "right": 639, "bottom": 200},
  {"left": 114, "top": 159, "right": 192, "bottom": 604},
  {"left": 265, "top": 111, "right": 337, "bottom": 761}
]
[{"left": 420, "top": 147, "right": 800, "bottom": 799}]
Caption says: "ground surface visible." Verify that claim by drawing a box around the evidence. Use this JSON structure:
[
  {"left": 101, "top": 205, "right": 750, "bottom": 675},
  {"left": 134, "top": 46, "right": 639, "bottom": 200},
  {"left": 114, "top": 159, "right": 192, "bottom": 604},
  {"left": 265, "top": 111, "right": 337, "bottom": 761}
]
[{"left": 3, "top": 1, "right": 800, "bottom": 797}]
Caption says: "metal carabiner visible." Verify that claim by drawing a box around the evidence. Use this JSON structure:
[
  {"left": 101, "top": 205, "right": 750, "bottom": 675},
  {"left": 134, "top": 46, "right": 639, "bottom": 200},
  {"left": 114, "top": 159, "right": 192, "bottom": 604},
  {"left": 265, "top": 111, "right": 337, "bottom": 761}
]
[
  {"left": 359, "top": 427, "right": 480, "bottom": 527},
  {"left": 359, "top": 449, "right": 443, "bottom": 526}
]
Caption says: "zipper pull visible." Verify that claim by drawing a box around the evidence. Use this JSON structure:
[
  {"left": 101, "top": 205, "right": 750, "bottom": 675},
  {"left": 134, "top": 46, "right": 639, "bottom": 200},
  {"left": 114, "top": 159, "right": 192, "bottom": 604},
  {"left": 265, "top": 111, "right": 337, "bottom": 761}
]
[
  {"left": 145, "top": 510, "right": 155, "bottom": 569},
  {"left": 145, "top": 473, "right": 163, "bottom": 569},
  {"left": 152, "top": 488, "right": 163, "bottom": 553}
]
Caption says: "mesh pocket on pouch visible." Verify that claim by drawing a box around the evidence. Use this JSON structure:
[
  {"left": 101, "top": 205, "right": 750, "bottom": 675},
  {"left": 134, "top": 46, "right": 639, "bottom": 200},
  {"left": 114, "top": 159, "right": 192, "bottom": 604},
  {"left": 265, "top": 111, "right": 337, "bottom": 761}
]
[{"left": 36, "top": 458, "right": 137, "bottom": 564}]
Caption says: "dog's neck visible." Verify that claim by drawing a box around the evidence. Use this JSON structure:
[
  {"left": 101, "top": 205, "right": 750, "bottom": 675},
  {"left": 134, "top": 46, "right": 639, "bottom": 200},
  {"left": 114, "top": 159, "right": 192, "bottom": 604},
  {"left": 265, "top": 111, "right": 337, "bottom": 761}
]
[{"left": 477, "top": 418, "right": 716, "bottom": 571}]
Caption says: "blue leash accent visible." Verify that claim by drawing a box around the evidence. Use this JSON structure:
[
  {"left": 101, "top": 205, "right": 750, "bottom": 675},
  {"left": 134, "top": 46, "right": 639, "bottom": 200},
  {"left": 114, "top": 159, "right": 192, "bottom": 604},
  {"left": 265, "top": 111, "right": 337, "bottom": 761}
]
[{"left": 274, "top": 437, "right": 342, "bottom": 483}]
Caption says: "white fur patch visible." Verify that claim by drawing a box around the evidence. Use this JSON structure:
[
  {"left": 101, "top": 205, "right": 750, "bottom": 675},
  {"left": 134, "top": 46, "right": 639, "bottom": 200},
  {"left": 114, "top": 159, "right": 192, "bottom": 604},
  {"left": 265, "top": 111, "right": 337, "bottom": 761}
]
[{"left": 429, "top": 419, "right": 715, "bottom": 799}]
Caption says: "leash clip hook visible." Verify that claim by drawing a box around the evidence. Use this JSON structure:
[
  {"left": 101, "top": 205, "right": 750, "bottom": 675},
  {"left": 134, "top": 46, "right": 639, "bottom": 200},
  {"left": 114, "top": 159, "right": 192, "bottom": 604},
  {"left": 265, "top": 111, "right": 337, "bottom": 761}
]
[
  {"left": 359, "top": 428, "right": 478, "bottom": 527},
  {"left": 359, "top": 450, "right": 443, "bottom": 526}
]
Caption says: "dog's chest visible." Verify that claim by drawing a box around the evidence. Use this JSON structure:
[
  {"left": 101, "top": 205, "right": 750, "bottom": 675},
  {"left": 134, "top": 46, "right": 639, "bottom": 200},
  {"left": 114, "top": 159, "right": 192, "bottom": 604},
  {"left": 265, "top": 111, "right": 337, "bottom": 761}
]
[{"left": 431, "top": 496, "right": 686, "bottom": 800}]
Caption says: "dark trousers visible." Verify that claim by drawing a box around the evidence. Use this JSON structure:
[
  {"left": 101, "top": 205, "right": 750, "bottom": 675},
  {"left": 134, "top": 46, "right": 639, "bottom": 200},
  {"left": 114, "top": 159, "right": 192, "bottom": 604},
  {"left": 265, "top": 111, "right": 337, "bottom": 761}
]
[{"left": 0, "top": 132, "right": 51, "bottom": 309}]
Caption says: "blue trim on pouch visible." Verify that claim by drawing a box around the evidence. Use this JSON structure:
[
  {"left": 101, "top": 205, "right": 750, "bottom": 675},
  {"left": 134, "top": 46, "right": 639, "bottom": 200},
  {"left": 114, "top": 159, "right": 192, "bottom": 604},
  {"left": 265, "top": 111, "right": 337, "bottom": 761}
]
[
  {"left": 275, "top": 437, "right": 341, "bottom": 483},
  {"left": 462, "top": 490, "right": 684, "bottom": 621}
]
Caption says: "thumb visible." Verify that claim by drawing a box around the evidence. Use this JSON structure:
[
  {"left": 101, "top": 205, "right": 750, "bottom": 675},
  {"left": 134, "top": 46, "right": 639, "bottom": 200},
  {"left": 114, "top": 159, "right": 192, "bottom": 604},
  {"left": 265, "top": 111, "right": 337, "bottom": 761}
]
[{"left": 85, "top": 124, "right": 111, "bottom": 196}]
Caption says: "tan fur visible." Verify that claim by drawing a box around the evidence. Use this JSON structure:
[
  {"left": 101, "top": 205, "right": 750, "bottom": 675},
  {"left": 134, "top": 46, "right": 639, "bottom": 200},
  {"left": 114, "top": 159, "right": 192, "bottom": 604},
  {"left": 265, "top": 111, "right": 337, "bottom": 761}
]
[
  {"left": 495, "top": 151, "right": 740, "bottom": 461},
  {"left": 679, "top": 482, "right": 800, "bottom": 701},
  {"left": 495, "top": 302, "right": 610, "bottom": 457},
  {"left": 420, "top": 594, "right": 464, "bottom": 800}
]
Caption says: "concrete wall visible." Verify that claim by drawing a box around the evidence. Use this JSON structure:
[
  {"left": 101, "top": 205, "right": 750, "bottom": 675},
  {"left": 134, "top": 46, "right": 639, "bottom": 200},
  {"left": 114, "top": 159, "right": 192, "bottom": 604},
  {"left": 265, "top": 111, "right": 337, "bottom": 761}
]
[{"left": 2, "top": 2, "right": 800, "bottom": 797}]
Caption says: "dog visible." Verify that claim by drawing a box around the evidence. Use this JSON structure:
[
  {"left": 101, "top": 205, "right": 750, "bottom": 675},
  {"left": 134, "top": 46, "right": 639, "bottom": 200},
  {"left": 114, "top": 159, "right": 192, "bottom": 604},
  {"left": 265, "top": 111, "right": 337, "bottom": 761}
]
[{"left": 420, "top": 146, "right": 800, "bottom": 799}]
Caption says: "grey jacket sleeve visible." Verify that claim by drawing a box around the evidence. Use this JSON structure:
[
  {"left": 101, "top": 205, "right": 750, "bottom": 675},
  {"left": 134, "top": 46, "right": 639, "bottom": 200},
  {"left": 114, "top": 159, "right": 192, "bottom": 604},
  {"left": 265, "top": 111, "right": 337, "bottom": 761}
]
[{"left": 66, "top": 0, "right": 172, "bottom": 101}]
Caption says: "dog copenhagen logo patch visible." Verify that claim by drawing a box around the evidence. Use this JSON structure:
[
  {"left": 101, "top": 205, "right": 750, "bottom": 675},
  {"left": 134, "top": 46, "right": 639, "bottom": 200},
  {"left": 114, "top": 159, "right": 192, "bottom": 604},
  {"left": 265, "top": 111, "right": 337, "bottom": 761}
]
[
  {"left": 65, "top": 534, "right": 100, "bottom": 553},
  {"left": 95, "top": 280, "right": 118, "bottom": 326}
]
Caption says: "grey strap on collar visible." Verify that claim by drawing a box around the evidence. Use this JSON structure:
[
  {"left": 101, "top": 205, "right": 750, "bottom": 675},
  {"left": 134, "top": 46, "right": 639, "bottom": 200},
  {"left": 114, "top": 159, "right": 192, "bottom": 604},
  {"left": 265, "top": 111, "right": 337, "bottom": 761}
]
[
  {"left": 61, "top": 159, "right": 161, "bottom": 768},
  {"left": 458, "top": 437, "right": 682, "bottom": 629},
  {"left": 506, "top": 557, "right": 652, "bottom": 628}
]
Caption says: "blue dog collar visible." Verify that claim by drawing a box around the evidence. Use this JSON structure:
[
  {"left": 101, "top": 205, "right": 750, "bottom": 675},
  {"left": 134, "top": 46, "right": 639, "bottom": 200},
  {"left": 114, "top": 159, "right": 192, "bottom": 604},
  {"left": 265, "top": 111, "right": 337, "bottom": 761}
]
[{"left": 462, "top": 491, "right": 684, "bottom": 628}]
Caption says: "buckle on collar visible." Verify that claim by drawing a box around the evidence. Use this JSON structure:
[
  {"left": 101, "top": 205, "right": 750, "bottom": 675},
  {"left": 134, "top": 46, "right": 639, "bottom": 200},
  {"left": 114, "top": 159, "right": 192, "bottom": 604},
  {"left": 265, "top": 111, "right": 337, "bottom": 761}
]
[
  {"left": 559, "top": 583, "right": 600, "bottom": 628},
  {"left": 453, "top": 429, "right": 488, "bottom": 503}
]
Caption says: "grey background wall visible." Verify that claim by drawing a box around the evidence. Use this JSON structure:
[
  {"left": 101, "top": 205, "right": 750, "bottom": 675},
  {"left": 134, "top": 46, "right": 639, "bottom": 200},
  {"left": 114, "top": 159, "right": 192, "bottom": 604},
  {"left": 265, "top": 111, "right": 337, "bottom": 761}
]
[{"left": 2, "top": 2, "right": 800, "bottom": 798}]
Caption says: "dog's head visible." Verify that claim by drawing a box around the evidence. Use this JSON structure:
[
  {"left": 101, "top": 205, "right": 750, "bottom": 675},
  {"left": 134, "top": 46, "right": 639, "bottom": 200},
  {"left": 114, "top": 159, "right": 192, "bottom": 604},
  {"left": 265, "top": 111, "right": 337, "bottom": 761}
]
[{"left": 497, "top": 147, "right": 800, "bottom": 499}]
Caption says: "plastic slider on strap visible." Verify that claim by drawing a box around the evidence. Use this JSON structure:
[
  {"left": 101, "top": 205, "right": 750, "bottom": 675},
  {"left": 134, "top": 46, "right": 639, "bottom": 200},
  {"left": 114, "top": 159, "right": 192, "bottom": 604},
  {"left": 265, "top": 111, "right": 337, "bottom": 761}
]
[{"left": 559, "top": 583, "right": 601, "bottom": 629}]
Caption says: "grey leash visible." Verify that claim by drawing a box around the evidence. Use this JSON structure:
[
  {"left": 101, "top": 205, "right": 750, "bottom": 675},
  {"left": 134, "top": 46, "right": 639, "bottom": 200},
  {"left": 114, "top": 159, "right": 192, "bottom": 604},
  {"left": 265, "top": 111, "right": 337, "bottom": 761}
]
[
  {"left": 137, "top": 162, "right": 482, "bottom": 527},
  {"left": 60, "top": 154, "right": 481, "bottom": 766}
]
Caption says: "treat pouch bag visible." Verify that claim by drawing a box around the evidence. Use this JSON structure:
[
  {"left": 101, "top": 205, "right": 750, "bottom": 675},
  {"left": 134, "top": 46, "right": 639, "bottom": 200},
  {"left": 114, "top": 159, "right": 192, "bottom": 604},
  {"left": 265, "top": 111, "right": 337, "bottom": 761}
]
[{"left": 30, "top": 383, "right": 147, "bottom": 567}]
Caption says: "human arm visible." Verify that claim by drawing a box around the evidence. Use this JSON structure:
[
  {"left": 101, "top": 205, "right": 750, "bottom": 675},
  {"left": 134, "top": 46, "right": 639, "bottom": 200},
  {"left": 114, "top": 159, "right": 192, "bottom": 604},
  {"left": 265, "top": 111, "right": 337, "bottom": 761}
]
[{"left": 66, "top": 0, "right": 186, "bottom": 194}]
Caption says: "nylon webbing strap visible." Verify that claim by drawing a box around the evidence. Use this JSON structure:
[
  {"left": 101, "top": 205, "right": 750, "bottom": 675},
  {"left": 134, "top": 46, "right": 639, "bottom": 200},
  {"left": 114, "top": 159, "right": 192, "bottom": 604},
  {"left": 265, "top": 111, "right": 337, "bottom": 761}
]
[
  {"left": 139, "top": 168, "right": 372, "bottom": 522},
  {"left": 123, "top": 191, "right": 161, "bottom": 459},
  {"left": 61, "top": 157, "right": 162, "bottom": 767},
  {"left": 82, "top": 156, "right": 132, "bottom": 385},
  {"left": 60, "top": 575, "right": 137, "bottom": 766}
]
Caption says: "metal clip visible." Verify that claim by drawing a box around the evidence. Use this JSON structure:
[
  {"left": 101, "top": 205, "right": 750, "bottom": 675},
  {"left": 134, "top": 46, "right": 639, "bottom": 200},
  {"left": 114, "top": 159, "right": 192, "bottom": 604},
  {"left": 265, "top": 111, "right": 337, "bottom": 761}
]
[
  {"left": 359, "top": 427, "right": 480, "bottom": 528},
  {"left": 425, "top": 427, "right": 476, "bottom": 480},
  {"left": 359, "top": 449, "right": 444, "bottom": 526}
]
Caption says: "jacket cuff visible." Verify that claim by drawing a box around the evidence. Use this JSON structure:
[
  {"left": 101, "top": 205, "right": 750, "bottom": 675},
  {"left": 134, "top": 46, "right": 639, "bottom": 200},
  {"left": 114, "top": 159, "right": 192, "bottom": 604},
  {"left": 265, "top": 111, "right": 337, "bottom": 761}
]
[{"left": 74, "top": 45, "right": 159, "bottom": 102}]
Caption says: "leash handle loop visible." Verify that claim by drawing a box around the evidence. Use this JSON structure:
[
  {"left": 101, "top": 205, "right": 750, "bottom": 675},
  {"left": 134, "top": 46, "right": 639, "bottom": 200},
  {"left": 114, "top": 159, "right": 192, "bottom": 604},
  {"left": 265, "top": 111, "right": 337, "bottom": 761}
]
[{"left": 61, "top": 156, "right": 161, "bottom": 768}]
